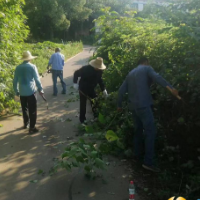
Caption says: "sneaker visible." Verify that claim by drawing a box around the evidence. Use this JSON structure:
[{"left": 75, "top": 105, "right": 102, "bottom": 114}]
[
  {"left": 80, "top": 121, "right": 87, "bottom": 125},
  {"left": 23, "top": 123, "right": 30, "bottom": 129},
  {"left": 142, "top": 164, "right": 160, "bottom": 173},
  {"left": 52, "top": 94, "right": 57, "bottom": 96},
  {"left": 29, "top": 127, "right": 39, "bottom": 134},
  {"left": 61, "top": 91, "right": 66, "bottom": 94}
]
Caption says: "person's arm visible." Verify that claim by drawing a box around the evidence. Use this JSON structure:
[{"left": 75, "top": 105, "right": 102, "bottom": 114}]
[
  {"left": 98, "top": 73, "right": 105, "bottom": 90},
  {"left": 47, "top": 54, "right": 54, "bottom": 69},
  {"left": 73, "top": 68, "right": 82, "bottom": 90},
  {"left": 98, "top": 72, "right": 108, "bottom": 97},
  {"left": 33, "top": 65, "right": 44, "bottom": 94},
  {"left": 147, "top": 66, "right": 180, "bottom": 99},
  {"left": 62, "top": 54, "right": 65, "bottom": 66},
  {"left": 117, "top": 77, "right": 128, "bottom": 109},
  {"left": 13, "top": 68, "right": 19, "bottom": 96}
]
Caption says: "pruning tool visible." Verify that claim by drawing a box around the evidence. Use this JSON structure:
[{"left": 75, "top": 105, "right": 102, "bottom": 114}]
[{"left": 40, "top": 93, "right": 48, "bottom": 110}]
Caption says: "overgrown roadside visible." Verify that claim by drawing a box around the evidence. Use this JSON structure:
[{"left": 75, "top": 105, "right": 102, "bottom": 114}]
[{"left": 0, "top": 47, "right": 139, "bottom": 200}]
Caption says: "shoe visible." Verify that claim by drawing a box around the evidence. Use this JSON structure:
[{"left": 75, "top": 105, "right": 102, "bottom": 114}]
[
  {"left": 81, "top": 121, "right": 87, "bottom": 125},
  {"left": 52, "top": 94, "right": 57, "bottom": 96},
  {"left": 61, "top": 91, "right": 66, "bottom": 94},
  {"left": 29, "top": 127, "right": 39, "bottom": 134},
  {"left": 23, "top": 123, "right": 30, "bottom": 129},
  {"left": 142, "top": 164, "right": 160, "bottom": 173}
]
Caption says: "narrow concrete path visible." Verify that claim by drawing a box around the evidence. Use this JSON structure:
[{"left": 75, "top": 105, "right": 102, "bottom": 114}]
[{"left": 0, "top": 47, "right": 135, "bottom": 200}]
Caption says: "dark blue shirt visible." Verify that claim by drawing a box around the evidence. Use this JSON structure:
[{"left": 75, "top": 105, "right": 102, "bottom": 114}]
[{"left": 118, "top": 65, "right": 173, "bottom": 110}]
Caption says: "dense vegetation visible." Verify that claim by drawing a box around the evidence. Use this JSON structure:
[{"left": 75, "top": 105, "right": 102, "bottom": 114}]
[
  {"left": 41, "top": 2, "right": 200, "bottom": 199},
  {"left": 23, "top": 0, "right": 132, "bottom": 41},
  {"left": 1, "top": 0, "right": 199, "bottom": 199},
  {"left": 71, "top": 2, "right": 199, "bottom": 199},
  {"left": 0, "top": 0, "right": 29, "bottom": 114},
  {"left": 53, "top": 1, "right": 200, "bottom": 199}
]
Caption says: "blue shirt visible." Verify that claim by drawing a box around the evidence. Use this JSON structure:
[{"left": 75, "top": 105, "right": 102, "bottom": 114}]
[
  {"left": 13, "top": 61, "right": 43, "bottom": 96},
  {"left": 48, "top": 52, "right": 65, "bottom": 70},
  {"left": 118, "top": 65, "right": 173, "bottom": 110}
]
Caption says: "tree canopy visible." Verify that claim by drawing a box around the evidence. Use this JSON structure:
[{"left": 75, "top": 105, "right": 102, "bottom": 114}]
[{"left": 23, "top": 0, "right": 132, "bottom": 40}]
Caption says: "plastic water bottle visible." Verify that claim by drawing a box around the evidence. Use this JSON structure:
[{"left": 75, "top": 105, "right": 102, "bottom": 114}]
[{"left": 129, "top": 181, "right": 135, "bottom": 200}]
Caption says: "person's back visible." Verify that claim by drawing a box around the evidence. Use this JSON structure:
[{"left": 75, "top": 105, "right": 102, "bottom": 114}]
[
  {"left": 14, "top": 61, "right": 42, "bottom": 96},
  {"left": 47, "top": 48, "right": 66, "bottom": 96},
  {"left": 50, "top": 52, "right": 64, "bottom": 70},
  {"left": 127, "top": 65, "right": 153, "bottom": 110},
  {"left": 13, "top": 51, "right": 44, "bottom": 134},
  {"left": 79, "top": 65, "right": 103, "bottom": 92}
]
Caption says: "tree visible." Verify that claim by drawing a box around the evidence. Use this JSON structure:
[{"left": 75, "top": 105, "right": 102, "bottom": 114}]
[
  {"left": 0, "top": 0, "right": 29, "bottom": 113},
  {"left": 23, "top": 0, "right": 133, "bottom": 41}
]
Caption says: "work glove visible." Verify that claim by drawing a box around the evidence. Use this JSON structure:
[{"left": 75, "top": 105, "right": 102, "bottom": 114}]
[
  {"left": 73, "top": 83, "right": 79, "bottom": 90},
  {"left": 103, "top": 89, "right": 108, "bottom": 98}
]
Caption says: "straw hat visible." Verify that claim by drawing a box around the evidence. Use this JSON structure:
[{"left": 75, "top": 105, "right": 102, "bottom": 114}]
[
  {"left": 89, "top": 57, "right": 106, "bottom": 70},
  {"left": 21, "top": 51, "right": 37, "bottom": 61}
]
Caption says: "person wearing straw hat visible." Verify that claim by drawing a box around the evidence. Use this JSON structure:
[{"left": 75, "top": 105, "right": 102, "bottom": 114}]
[
  {"left": 73, "top": 57, "right": 108, "bottom": 124},
  {"left": 13, "top": 51, "right": 44, "bottom": 134}
]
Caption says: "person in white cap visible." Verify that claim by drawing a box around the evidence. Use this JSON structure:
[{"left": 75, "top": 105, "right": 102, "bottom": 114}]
[
  {"left": 73, "top": 57, "right": 108, "bottom": 124},
  {"left": 13, "top": 51, "right": 44, "bottom": 134}
]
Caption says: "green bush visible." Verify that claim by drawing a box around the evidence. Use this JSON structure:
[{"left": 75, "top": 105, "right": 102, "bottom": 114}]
[
  {"left": 0, "top": 0, "right": 29, "bottom": 114},
  {"left": 86, "top": 5, "right": 200, "bottom": 199}
]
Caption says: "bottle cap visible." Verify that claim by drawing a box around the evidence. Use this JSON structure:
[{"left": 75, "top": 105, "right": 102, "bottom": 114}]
[{"left": 130, "top": 181, "right": 134, "bottom": 184}]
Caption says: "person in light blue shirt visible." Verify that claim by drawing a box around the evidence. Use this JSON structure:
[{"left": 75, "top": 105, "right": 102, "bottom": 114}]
[
  {"left": 47, "top": 48, "right": 66, "bottom": 96},
  {"left": 13, "top": 51, "right": 44, "bottom": 134},
  {"left": 117, "top": 57, "right": 180, "bottom": 172}
]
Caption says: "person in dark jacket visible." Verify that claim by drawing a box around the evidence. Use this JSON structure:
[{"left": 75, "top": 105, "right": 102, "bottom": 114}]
[
  {"left": 117, "top": 57, "right": 180, "bottom": 172},
  {"left": 73, "top": 57, "right": 108, "bottom": 123}
]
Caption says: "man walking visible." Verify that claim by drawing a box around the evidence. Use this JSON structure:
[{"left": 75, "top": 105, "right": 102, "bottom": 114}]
[
  {"left": 73, "top": 57, "right": 108, "bottom": 124},
  {"left": 47, "top": 48, "right": 66, "bottom": 96},
  {"left": 117, "top": 57, "right": 180, "bottom": 172},
  {"left": 13, "top": 51, "right": 44, "bottom": 134}
]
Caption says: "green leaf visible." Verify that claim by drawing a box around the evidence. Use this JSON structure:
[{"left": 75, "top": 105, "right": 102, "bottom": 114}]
[
  {"left": 117, "top": 140, "right": 125, "bottom": 149},
  {"left": 84, "top": 165, "right": 91, "bottom": 172},
  {"left": 37, "top": 169, "right": 44, "bottom": 175},
  {"left": 30, "top": 180, "right": 38, "bottom": 183},
  {"left": 0, "top": 124, "right": 3, "bottom": 128},
  {"left": 91, "top": 151, "right": 98, "bottom": 157},
  {"left": 95, "top": 158, "right": 105, "bottom": 169},
  {"left": 85, "top": 126, "right": 94, "bottom": 133},
  {"left": 76, "top": 156, "right": 85, "bottom": 163},
  {"left": 72, "top": 161, "right": 79, "bottom": 167},
  {"left": 98, "top": 113, "right": 106, "bottom": 124},
  {"left": 105, "top": 130, "right": 119, "bottom": 142},
  {"left": 62, "top": 152, "right": 69, "bottom": 159}
]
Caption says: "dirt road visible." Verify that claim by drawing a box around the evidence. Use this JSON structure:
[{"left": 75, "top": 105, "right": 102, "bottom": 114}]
[{"left": 0, "top": 46, "right": 136, "bottom": 200}]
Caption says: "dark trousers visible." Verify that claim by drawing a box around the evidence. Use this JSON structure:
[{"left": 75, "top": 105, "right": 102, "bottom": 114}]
[
  {"left": 52, "top": 70, "right": 66, "bottom": 95},
  {"left": 20, "top": 94, "right": 37, "bottom": 129},
  {"left": 79, "top": 91, "right": 98, "bottom": 123},
  {"left": 132, "top": 106, "right": 156, "bottom": 166}
]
